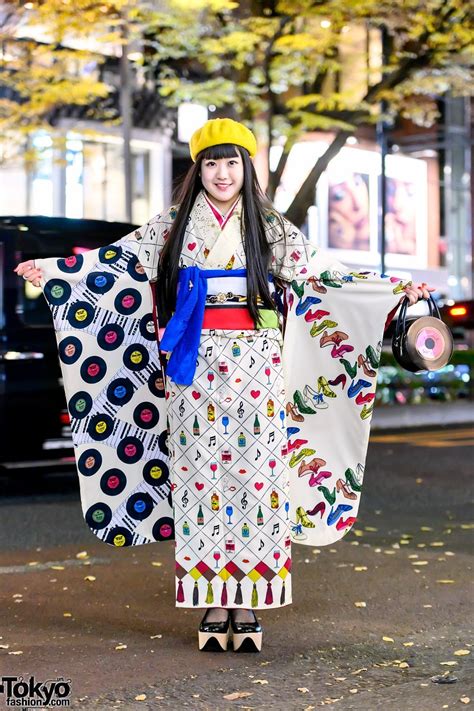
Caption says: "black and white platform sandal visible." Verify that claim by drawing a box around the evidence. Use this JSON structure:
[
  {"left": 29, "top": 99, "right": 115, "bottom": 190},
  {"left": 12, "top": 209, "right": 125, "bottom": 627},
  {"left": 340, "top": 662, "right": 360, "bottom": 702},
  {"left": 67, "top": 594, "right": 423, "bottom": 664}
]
[
  {"left": 198, "top": 609, "right": 231, "bottom": 652},
  {"left": 230, "top": 609, "right": 263, "bottom": 652}
]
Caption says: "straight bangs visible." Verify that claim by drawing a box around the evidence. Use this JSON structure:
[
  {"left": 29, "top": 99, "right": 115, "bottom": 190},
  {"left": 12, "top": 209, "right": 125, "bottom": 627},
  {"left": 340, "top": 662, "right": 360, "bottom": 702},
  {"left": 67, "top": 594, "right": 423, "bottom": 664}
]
[{"left": 201, "top": 143, "right": 243, "bottom": 160}]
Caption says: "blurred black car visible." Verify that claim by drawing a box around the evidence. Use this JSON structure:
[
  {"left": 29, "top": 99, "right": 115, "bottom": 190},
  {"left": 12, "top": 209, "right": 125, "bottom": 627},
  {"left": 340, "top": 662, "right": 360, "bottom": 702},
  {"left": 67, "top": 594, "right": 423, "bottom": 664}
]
[{"left": 0, "top": 215, "right": 136, "bottom": 474}]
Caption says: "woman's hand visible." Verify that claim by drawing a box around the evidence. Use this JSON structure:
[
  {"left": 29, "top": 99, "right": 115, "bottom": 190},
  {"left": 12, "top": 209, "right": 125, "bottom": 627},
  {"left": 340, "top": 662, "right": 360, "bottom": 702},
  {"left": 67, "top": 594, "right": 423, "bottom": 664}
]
[
  {"left": 13, "top": 260, "right": 42, "bottom": 287},
  {"left": 402, "top": 282, "right": 435, "bottom": 306}
]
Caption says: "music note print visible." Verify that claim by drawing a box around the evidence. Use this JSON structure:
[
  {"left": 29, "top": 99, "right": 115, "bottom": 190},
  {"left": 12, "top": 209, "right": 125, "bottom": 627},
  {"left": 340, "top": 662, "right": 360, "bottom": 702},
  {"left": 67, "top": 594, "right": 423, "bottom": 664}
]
[
  {"left": 258, "top": 539, "right": 265, "bottom": 551},
  {"left": 261, "top": 339, "right": 269, "bottom": 352},
  {"left": 194, "top": 449, "right": 201, "bottom": 462},
  {"left": 198, "top": 539, "right": 204, "bottom": 550},
  {"left": 249, "top": 356, "right": 255, "bottom": 369},
  {"left": 181, "top": 489, "right": 189, "bottom": 508},
  {"left": 255, "top": 448, "right": 261, "bottom": 461},
  {"left": 241, "top": 492, "right": 248, "bottom": 510},
  {"left": 179, "top": 399, "right": 185, "bottom": 417},
  {"left": 211, "top": 524, "right": 220, "bottom": 536},
  {"left": 267, "top": 431, "right": 275, "bottom": 444},
  {"left": 237, "top": 401, "right": 244, "bottom": 419},
  {"left": 271, "top": 522, "right": 280, "bottom": 535}
]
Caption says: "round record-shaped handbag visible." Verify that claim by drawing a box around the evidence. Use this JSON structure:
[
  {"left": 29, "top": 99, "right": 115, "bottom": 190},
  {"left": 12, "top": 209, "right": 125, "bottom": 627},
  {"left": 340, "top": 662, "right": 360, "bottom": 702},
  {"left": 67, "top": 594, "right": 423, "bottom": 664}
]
[{"left": 392, "top": 294, "right": 453, "bottom": 373}]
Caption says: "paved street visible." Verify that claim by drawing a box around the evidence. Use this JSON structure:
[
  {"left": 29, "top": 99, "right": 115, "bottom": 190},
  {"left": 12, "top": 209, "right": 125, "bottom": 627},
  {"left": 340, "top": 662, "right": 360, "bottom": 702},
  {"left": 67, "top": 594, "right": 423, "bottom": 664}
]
[{"left": 0, "top": 425, "right": 472, "bottom": 710}]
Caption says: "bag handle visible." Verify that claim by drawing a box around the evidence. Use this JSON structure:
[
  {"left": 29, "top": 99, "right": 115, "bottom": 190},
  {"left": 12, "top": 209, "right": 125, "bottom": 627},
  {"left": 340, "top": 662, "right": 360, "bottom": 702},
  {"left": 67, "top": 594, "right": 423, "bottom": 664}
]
[{"left": 395, "top": 292, "right": 441, "bottom": 342}]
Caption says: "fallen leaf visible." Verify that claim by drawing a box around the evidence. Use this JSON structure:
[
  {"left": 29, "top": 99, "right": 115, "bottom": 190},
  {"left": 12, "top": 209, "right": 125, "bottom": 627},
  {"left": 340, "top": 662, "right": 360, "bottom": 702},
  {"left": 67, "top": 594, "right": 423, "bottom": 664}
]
[
  {"left": 354, "top": 566, "right": 367, "bottom": 572},
  {"left": 382, "top": 636, "right": 394, "bottom": 643},
  {"left": 440, "top": 661, "right": 458, "bottom": 666},
  {"left": 84, "top": 575, "right": 96, "bottom": 582},
  {"left": 403, "top": 642, "right": 414, "bottom": 647},
  {"left": 364, "top": 526, "right": 378, "bottom": 532},
  {"left": 459, "top": 697, "right": 470, "bottom": 704},
  {"left": 8, "top": 651, "right": 23, "bottom": 655},
  {"left": 454, "top": 650, "right": 470, "bottom": 656},
  {"left": 431, "top": 672, "right": 457, "bottom": 684},
  {"left": 76, "top": 551, "right": 89, "bottom": 559},
  {"left": 151, "top": 562, "right": 163, "bottom": 567},
  {"left": 350, "top": 668, "right": 367, "bottom": 675},
  {"left": 223, "top": 692, "right": 253, "bottom": 701},
  {"left": 297, "top": 688, "right": 310, "bottom": 693},
  {"left": 436, "top": 579, "right": 455, "bottom": 584},
  {"left": 430, "top": 542, "right": 444, "bottom": 547},
  {"left": 115, "top": 644, "right": 127, "bottom": 650},
  {"left": 150, "top": 634, "right": 162, "bottom": 639},
  {"left": 252, "top": 679, "right": 268, "bottom": 685},
  {"left": 420, "top": 526, "right": 433, "bottom": 531},
  {"left": 349, "top": 689, "right": 358, "bottom": 694},
  {"left": 460, "top": 524, "right": 474, "bottom": 529},
  {"left": 63, "top": 612, "right": 72, "bottom": 617},
  {"left": 354, "top": 601, "right": 366, "bottom": 608},
  {"left": 28, "top": 561, "right": 39, "bottom": 566},
  {"left": 423, "top": 605, "right": 433, "bottom": 608},
  {"left": 412, "top": 561, "right": 428, "bottom": 565},
  {"left": 134, "top": 694, "right": 146, "bottom": 701},
  {"left": 399, "top": 662, "right": 409, "bottom": 668},
  {"left": 0, "top": 644, "right": 9, "bottom": 649},
  {"left": 50, "top": 565, "right": 65, "bottom": 570}
]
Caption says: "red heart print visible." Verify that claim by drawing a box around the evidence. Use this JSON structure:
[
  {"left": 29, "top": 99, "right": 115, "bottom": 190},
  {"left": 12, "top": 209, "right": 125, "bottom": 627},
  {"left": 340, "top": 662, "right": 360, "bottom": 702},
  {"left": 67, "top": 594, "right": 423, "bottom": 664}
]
[
  {"left": 192, "top": 391, "right": 201, "bottom": 400},
  {"left": 195, "top": 482, "right": 204, "bottom": 491},
  {"left": 254, "top": 482, "right": 264, "bottom": 491},
  {"left": 250, "top": 390, "right": 260, "bottom": 399},
  {"left": 187, "top": 242, "right": 196, "bottom": 251},
  {"left": 165, "top": 392, "right": 170, "bottom": 400}
]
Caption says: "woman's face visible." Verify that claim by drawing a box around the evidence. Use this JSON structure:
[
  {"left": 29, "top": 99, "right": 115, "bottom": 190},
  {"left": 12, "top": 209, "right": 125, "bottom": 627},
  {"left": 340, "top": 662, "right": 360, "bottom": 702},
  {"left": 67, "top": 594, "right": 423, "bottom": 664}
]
[
  {"left": 329, "top": 173, "right": 369, "bottom": 229},
  {"left": 200, "top": 151, "right": 244, "bottom": 210}
]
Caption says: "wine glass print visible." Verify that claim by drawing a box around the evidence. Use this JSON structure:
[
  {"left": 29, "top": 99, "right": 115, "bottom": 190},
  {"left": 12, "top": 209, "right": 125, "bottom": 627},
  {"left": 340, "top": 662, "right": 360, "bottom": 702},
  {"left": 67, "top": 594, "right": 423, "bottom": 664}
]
[
  {"left": 284, "top": 501, "right": 290, "bottom": 520},
  {"left": 207, "top": 370, "right": 215, "bottom": 390},
  {"left": 273, "top": 550, "right": 281, "bottom": 568},
  {"left": 210, "top": 461, "right": 217, "bottom": 480},
  {"left": 279, "top": 408, "right": 285, "bottom": 429},
  {"left": 213, "top": 550, "right": 221, "bottom": 569},
  {"left": 269, "top": 457, "right": 276, "bottom": 476},
  {"left": 265, "top": 366, "right": 271, "bottom": 385},
  {"left": 222, "top": 415, "right": 229, "bottom": 434},
  {"left": 225, "top": 505, "right": 233, "bottom": 524}
]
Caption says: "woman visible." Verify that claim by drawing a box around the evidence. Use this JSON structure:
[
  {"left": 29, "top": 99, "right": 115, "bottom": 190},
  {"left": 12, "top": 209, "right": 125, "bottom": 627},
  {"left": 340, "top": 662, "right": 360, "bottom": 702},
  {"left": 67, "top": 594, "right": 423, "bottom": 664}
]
[{"left": 15, "top": 118, "right": 432, "bottom": 653}]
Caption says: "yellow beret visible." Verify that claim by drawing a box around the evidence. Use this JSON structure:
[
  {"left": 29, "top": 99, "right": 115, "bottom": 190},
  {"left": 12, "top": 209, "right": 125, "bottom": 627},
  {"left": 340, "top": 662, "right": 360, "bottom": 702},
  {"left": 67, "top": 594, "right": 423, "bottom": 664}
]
[{"left": 189, "top": 118, "right": 257, "bottom": 162}]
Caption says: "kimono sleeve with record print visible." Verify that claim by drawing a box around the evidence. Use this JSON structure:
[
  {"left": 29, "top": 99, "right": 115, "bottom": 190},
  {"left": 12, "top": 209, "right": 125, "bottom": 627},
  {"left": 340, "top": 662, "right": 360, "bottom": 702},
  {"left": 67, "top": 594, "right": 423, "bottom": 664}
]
[{"left": 36, "top": 224, "right": 173, "bottom": 547}]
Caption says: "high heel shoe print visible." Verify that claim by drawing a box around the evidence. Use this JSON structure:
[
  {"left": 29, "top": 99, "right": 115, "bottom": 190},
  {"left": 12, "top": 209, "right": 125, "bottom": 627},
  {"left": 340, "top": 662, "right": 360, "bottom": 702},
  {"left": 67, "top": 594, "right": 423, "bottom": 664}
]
[
  {"left": 327, "top": 503, "right": 353, "bottom": 526},
  {"left": 317, "top": 376, "right": 336, "bottom": 398},
  {"left": 286, "top": 401, "right": 304, "bottom": 422},
  {"left": 317, "top": 485, "right": 336, "bottom": 506},
  {"left": 355, "top": 391, "right": 375, "bottom": 406},
  {"left": 295, "top": 296, "right": 322, "bottom": 316},
  {"left": 319, "top": 270, "right": 342, "bottom": 288},
  {"left": 307, "top": 276, "right": 327, "bottom": 294},
  {"left": 360, "top": 403, "right": 374, "bottom": 420},
  {"left": 295, "top": 505, "right": 315, "bottom": 528},
  {"left": 357, "top": 353, "right": 376, "bottom": 378},
  {"left": 289, "top": 447, "right": 316, "bottom": 468},
  {"left": 303, "top": 384, "right": 329, "bottom": 409},
  {"left": 347, "top": 378, "right": 371, "bottom": 398},
  {"left": 336, "top": 478, "right": 357, "bottom": 500},
  {"left": 304, "top": 308, "right": 330, "bottom": 323},
  {"left": 306, "top": 501, "right": 325, "bottom": 518},
  {"left": 331, "top": 343, "right": 354, "bottom": 358},
  {"left": 320, "top": 330, "right": 349, "bottom": 348},
  {"left": 344, "top": 467, "right": 363, "bottom": 492},
  {"left": 365, "top": 345, "right": 380, "bottom": 369},
  {"left": 328, "top": 373, "right": 347, "bottom": 390},
  {"left": 293, "top": 389, "right": 316, "bottom": 414},
  {"left": 339, "top": 358, "right": 357, "bottom": 379},
  {"left": 310, "top": 319, "right": 338, "bottom": 338},
  {"left": 297, "top": 456, "right": 327, "bottom": 480}
]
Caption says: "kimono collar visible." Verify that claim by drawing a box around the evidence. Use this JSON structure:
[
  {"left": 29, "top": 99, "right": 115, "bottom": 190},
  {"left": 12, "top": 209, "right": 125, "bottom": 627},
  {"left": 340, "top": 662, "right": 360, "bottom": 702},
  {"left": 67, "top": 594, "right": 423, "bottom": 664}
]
[{"left": 203, "top": 191, "right": 241, "bottom": 229}]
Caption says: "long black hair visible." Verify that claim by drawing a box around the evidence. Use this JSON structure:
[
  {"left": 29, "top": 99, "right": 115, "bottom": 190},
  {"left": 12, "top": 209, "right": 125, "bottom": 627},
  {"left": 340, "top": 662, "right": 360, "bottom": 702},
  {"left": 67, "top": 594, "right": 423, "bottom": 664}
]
[{"left": 157, "top": 143, "right": 281, "bottom": 328}]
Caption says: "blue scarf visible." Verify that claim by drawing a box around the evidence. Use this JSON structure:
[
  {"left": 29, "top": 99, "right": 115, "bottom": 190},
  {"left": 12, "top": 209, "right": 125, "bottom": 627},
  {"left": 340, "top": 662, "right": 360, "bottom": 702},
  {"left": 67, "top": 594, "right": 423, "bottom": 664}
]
[{"left": 159, "top": 267, "right": 247, "bottom": 385}]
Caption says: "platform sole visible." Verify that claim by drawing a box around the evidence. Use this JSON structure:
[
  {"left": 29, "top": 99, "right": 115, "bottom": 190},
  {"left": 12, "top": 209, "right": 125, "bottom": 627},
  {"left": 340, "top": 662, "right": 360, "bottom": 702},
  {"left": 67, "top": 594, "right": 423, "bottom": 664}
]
[
  {"left": 198, "top": 630, "right": 230, "bottom": 652},
  {"left": 231, "top": 631, "right": 263, "bottom": 652}
]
